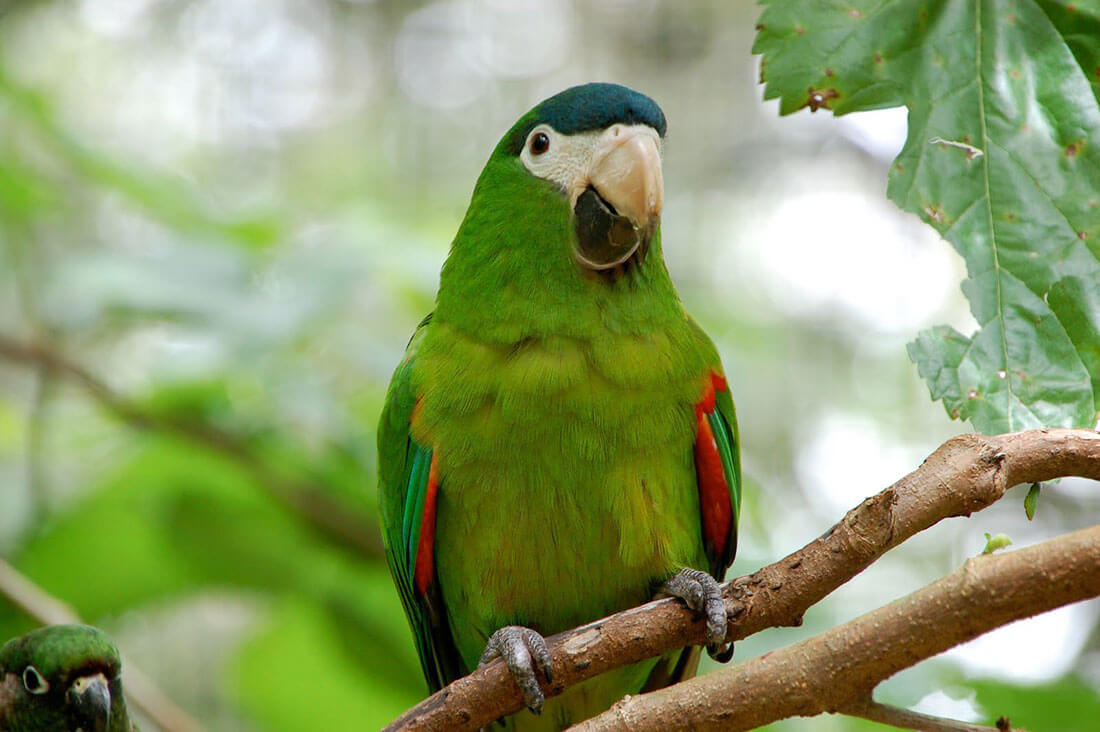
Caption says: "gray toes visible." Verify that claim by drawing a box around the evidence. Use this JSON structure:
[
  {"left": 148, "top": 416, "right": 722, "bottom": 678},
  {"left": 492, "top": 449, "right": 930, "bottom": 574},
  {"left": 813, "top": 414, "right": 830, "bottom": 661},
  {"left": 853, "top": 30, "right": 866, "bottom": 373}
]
[
  {"left": 479, "top": 625, "right": 552, "bottom": 713},
  {"left": 522, "top": 627, "right": 554, "bottom": 685},
  {"left": 659, "top": 568, "right": 733, "bottom": 662},
  {"left": 661, "top": 570, "right": 704, "bottom": 609}
]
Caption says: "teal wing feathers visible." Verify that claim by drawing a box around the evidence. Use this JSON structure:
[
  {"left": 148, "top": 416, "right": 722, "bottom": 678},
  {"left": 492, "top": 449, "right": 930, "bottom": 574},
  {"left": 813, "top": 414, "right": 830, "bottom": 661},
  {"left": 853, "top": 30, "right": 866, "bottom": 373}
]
[{"left": 378, "top": 313, "right": 464, "bottom": 691}]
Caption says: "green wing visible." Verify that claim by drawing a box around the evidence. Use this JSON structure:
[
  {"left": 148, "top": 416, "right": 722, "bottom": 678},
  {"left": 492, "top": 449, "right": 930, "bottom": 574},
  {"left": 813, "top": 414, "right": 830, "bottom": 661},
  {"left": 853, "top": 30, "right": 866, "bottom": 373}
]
[
  {"left": 709, "top": 380, "right": 741, "bottom": 577},
  {"left": 378, "top": 314, "right": 464, "bottom": 692}
]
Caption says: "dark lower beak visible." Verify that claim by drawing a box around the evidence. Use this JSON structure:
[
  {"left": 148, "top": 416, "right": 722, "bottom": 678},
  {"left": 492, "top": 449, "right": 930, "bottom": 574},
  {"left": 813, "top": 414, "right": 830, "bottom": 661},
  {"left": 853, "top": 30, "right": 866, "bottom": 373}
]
[
  {"left": 68, "top": 673, "right": 111, "bottom": 732},
  {"left": 573, "top": 125, "right": 662, "bottom": 272},
  {"left": 573, "top": 187, "right": 649, "bottom": 270}
]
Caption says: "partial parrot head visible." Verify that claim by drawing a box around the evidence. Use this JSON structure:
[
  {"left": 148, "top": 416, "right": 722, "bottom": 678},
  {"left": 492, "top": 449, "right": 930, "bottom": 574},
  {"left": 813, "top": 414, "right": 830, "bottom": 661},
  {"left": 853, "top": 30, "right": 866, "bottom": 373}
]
[
  {"left": 503, "top": 82, "right": 666, "bottom": 271},
  {"left": 0, "top": 624, "right": 131, "bottom": 732},
  {"left": 437, "top": 83, "right": 676, "bottom": 340}
]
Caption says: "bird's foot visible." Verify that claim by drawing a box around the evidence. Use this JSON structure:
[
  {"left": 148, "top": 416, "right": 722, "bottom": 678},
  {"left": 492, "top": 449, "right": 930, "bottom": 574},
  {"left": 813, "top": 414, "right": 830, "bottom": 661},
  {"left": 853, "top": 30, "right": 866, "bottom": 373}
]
[
  {"left": 478, "top": 625, "right": 554, "bottom": 714},
  {"left": 657, "top": 567, "right": 734, "bottom": 662}
]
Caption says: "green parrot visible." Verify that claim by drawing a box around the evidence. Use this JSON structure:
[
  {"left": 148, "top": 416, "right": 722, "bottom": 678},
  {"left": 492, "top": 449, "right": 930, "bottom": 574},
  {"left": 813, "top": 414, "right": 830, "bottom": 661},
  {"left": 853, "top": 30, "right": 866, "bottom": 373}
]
[
  {"left": 379, "top": 82, "right": 740, "bottom": 730},
  {"left": 0, "top": 624, "right": 134, "bottom": 731}
]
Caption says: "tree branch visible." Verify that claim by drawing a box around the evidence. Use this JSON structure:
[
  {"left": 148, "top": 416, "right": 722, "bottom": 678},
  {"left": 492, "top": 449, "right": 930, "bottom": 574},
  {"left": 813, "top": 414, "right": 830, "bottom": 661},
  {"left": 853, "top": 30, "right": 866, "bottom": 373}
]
[
  {"left": 24, "top": 366, "right": 54, "bottom": 532},
  {"left": 386, "top": 428, "right": 1100, "bottom": 731},
  {"left": 844, "top": 698, "right": 1015, "bottom": 732},
  {"left": 0, "top": 558, "right": 203, "bottom": 732},
  {"left": 575, "top": 524, "right": 1099, "bottom": 730},
  {"left": 0, "top": 334, "right": 383, "bottom": 560}
]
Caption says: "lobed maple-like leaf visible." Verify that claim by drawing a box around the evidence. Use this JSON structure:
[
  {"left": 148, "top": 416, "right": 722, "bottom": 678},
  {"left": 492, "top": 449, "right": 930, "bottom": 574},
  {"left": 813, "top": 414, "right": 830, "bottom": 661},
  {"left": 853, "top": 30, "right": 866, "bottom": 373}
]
[{"left": 755, "top": 0, "right": 1100, "bottom": 433}]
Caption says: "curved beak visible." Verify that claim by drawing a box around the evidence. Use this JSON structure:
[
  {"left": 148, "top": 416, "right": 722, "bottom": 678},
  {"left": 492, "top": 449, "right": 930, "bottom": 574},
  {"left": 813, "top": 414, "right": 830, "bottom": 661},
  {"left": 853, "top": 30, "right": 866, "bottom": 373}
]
[
  {"left": 68, "top": 672, "right": 111, "bottom": 732},
  {"left": 587, "top": 125, "right": 663, "bottom": 232},
  {"left": 572, "top": 124, "right": 664, "bottom": 271}
]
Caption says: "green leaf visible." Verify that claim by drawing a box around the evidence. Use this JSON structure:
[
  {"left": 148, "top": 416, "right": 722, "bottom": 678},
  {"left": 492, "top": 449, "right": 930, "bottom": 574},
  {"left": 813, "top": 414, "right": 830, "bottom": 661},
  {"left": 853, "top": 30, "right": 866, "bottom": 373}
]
[
  {"left": 1047, "top": 274, "right": 1100, "bottom": 410},
  {"left": 1024, "top": 481, "right": 1041, "bottom": 519},
  {"left": 755, "top": 0, "right": 1100, "bottom": 434},
  {"left": 981, "top": 532, "right": 1013, "bottom": 554},
  {"left": 1036, "top": 0, "right": 1100, "bottom": 104},
  {"left": 907, "top": 325, "right": 972, "bottom": 420}
]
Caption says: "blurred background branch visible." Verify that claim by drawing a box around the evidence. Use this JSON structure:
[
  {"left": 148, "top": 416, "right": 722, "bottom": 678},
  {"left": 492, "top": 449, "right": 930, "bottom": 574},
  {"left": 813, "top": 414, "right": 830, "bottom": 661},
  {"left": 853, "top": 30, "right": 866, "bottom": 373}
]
[
  {"left": 0, "top": 334, "right": 383, "bottom": 561},
  {"left": 843, "top": 700, "right": 1013, "bottom": 732},
  {"left": 0, "top": 556, "right": 78, "bottom": 626}
]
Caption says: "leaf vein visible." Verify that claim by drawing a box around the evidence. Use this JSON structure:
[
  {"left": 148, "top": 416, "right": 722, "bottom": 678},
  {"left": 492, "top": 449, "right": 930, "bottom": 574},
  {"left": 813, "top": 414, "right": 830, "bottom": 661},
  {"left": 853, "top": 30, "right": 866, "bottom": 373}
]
[{"left": 975, "top": 0, "right": 1015, "bottom": 430}]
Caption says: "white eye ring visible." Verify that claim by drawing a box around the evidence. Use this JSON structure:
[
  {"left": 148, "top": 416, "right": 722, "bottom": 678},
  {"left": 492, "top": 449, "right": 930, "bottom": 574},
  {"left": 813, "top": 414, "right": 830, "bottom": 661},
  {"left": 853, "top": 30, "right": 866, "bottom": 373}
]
[{"left": 22, "top": 665, "right": 49, "bottom": 695}]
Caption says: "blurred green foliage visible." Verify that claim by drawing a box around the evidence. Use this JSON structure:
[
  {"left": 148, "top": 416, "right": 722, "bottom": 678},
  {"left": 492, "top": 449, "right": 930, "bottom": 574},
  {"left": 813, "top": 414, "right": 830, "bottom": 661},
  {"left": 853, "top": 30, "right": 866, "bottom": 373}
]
[
  {"left": 970, "top": 675, "right": 1100, "bottom": 732},
  {"left": 1, "top": 1, "right": 1098, "bottom": 730}
]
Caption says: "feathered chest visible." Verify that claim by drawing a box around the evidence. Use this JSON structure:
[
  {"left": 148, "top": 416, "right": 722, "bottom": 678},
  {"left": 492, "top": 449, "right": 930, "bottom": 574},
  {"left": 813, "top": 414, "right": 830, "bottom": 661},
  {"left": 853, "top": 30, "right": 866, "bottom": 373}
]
[
  {"left": 410, "top": 321, "right": 713, "bottom": 480},
  {"left": 415, "top": 322, "right": 716, "bottom": 646}
]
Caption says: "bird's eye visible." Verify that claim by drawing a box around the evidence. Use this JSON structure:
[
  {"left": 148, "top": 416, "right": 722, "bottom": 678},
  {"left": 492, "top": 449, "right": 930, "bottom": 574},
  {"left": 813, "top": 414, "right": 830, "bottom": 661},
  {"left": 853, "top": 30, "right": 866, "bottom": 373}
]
[
  {"left": 22, "top": 665, "right": 49, "bottom": 695},
  {"left": 530, "top": 131, "right": 550, "bottom": 155}
]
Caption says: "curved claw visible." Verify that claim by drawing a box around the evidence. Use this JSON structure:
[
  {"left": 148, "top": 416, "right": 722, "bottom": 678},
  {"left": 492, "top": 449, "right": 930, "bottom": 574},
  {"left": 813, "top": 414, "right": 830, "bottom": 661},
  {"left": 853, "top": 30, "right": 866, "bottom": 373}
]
[
  {"left": 478, "top": 625, "right": 554, "bottom": 713},
  {"left": 658, "top": 568, "right": 733, "bottom": 662},
  {"left": 708, "top": 640, "right": 735, "bottom": 662}
]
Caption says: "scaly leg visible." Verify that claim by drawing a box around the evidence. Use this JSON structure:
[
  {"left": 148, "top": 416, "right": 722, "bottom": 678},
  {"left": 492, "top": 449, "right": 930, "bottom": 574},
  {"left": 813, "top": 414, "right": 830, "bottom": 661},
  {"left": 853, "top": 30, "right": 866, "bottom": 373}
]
[
  {"left": 657, "top": 567, "right": 733, "bottom": 662},
  {"left": 479, "top": 625, "right": 555, "bottom": 713}
]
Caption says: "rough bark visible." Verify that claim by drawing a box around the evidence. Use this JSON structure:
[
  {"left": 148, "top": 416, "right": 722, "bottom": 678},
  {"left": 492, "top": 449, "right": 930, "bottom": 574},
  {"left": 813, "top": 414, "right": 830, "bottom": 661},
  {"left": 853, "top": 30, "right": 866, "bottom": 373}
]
[{"left": 575, "top": 524, "right": 1100, "bottom": 730}]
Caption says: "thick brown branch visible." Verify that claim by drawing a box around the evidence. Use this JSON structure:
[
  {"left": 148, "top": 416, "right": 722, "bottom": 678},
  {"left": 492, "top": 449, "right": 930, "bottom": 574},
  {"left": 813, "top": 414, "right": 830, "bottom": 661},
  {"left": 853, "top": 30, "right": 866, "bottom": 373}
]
[
  {"left": 0, "top": 334, "right": 383, "bottom": 560},
  {"left": 0, "top": 559, "right": 203, "bottom": 732},
  {"left": 386, "top": 429, "right": 1100, "bottom": 731},
  {"left": 574, "top": 525, "right": 1100, "bottom": 730}
]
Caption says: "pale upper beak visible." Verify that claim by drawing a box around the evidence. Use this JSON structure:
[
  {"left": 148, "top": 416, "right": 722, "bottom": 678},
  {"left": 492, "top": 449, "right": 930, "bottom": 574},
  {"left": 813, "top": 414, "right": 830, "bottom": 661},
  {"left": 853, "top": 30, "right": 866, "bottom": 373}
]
[
  {"left": 68, "top": 672, "right": 111, "bottom": 732},
  {"left": 581, "top": 124, "right": 664, "bottom": 232}
]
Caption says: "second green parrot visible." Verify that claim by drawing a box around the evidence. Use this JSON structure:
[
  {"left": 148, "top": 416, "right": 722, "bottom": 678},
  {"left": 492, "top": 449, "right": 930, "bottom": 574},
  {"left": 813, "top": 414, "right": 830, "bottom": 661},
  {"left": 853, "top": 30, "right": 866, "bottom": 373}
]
[
  {"left": 379, "top": 83, "right": 741, "bottom": 730},
  {"left": 0, "top": 624, "right": 135, "bottom": 732}
]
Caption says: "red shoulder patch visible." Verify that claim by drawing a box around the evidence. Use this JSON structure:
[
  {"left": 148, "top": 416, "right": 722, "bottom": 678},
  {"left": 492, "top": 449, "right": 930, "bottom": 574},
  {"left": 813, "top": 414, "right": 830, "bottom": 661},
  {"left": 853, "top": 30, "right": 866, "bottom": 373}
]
[
  {"left": 414, "top": 453, "right": 440, "bottom": 595},
  {"left": 694, "top": 372, "right": 732, "bottom": 560}
]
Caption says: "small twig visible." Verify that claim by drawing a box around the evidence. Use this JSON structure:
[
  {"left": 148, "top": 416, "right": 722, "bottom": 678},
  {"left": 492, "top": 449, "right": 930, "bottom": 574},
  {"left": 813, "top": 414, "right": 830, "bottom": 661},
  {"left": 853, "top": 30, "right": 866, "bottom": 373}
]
[
  {"left": 119, "top": 665, "right": 206, "bottom": 732},
  {"left": 0, "top": 334, "right": 383, "bottom": 560},
  {"left": 0, "top": 559, "right": 204, "bottom": 732},
  {"left": 0, "top": 557, "right": 79, "bottom": 626},
  {"left": 25, "top": 367, "right": 54, "bottom": 530},
  {"left": 844, "top": 698, "right": 1019, "bottom": 732},
  {"left": 387, "top": 429, "right": 1100, "bottom": 730}
]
